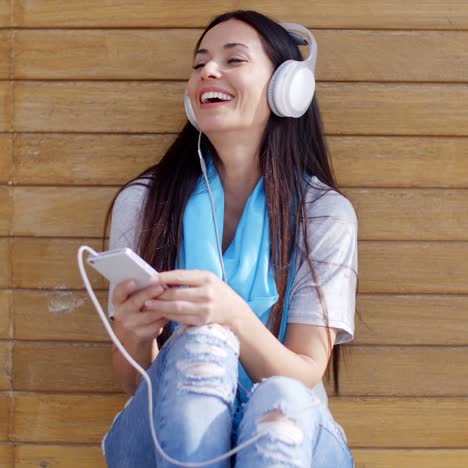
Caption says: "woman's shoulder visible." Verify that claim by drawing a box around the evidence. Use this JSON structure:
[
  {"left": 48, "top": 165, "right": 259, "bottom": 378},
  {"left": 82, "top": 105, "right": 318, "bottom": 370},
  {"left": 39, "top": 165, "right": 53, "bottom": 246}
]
[
  {"left": 113, "top": 178, "right": 151, "bottom": 214},
  {"left": 304, "top": 176, "right": 357, "bottom": 226}
]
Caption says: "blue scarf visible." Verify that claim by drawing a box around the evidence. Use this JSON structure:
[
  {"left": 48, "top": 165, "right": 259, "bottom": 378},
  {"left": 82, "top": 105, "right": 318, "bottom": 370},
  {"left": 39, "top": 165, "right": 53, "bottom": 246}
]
[{"left": 178, "top": 158, "right": 293, "bottom": 402}]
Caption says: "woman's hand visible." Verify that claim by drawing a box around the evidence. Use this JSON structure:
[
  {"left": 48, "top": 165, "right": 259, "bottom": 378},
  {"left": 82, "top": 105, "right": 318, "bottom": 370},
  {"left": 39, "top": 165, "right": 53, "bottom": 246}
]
[
  {"left": 143, "top": 270, "right": 248, "bottom": 328},
  {"left": 111, "top": 277, "right": 169, "bottom": 345}
]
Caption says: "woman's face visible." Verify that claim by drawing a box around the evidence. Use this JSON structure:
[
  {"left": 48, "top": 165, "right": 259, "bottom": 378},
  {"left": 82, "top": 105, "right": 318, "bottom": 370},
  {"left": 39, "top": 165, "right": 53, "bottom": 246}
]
[{"left": 187, "top": 19, "right": 274, "bottom": 134}]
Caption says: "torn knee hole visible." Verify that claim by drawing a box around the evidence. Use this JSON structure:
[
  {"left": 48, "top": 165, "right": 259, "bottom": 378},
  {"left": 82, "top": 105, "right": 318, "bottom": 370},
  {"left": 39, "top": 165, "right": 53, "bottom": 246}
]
[
  {"left": 257, "top": 410, "right": 304, "bottom": 444},
  {"left": 176, "top": 361, "right": 225, "bottom": 377}
]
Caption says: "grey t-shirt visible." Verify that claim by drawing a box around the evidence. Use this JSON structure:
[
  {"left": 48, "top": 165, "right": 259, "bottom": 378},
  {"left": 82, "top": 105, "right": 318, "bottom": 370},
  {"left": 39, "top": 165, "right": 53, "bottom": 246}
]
[{"left": 107, "top": 177, "right": 358, "bottom": 404}]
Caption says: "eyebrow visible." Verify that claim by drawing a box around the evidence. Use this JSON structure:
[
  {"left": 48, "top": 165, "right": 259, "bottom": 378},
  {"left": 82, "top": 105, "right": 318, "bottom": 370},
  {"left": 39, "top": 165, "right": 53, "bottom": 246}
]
[{"left": 195, "top": 43, "right": 249, "bottom": 55}]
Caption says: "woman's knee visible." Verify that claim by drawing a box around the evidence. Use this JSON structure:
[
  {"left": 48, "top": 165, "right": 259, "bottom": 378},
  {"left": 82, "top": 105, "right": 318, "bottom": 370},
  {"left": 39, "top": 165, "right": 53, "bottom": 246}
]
[{"left": 162, "top": 324, "right": 240, "bottom": 402}]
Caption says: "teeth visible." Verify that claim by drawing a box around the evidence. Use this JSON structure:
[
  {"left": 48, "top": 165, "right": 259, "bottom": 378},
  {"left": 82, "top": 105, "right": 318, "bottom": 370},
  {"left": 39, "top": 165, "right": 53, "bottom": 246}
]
[{"left": 201, "top": 91, "right": 234, "bottom": 103}]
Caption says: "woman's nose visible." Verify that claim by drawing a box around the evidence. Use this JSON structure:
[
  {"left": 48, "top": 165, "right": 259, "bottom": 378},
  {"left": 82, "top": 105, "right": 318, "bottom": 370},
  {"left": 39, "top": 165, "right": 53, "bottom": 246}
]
[{"left": 200, "top": 60, "right": 221, "bottom": 80}]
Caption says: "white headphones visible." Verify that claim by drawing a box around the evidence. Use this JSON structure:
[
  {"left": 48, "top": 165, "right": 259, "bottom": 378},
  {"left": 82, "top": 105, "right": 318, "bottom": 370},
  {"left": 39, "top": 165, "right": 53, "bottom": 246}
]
[{"left": 184, "top": 22, "right": 318, "bottom": 130}]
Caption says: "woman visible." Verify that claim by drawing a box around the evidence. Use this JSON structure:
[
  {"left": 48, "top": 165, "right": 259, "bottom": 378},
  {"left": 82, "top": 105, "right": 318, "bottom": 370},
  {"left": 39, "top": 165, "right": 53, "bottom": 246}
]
[{"left": 103, "top": 10, "right": 357, "bottom": 467}]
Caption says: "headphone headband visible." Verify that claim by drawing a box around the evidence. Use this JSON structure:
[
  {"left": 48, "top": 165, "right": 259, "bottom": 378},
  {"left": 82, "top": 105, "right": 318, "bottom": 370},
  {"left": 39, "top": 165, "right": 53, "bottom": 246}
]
[{"left": 280, "top": 23, "right": 317, "bottom": 73}]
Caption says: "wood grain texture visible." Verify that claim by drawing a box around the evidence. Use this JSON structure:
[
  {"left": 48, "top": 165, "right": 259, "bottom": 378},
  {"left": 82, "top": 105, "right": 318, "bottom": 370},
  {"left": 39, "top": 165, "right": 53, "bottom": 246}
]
[
  {"left": 13, "top": 0, "right": 468, "bottom": 28},
  {"left": 0, "top": 445, "right": 14, "bottom": 467},
  {"left": 0, "top": 31, "right": 11, "bottom": 79},
  {"left": 13, "top": 29, "right": 468, "bottom": 82},
  {"left": 11, "top": 186, "right": 468, "bottom": 241},
  {"left": 329, "top": 136, "right": 468, "bottom": 189},
  {"left": 345, "top": 189, "right": 468, "bottom": 241},
  {"left": 13, "top": 290, "right": 109, "bottom": 341},
  {"left": 318, "top": 83, "right": 468, "bottom": 136},
  {"left": 13, "top": 186, "right": 118, "bottom": 237},
  {"left": 353, "top": 449, "right": 468, "bottom": 468},
  {"left": 355, "top": 294, "right": 468, "bottom": 345},
  {"left": 0, "top": 186, "right": 11, "bottom": 236},
  {"left": 12, "top": 394, "right": 128, "bottom": 443},
  {"left": 359, "top": 242, "right": 468, "bottom": 294},
  {"left": 0, "top": 343, "right": 11, "bottom": 391},
  {"left": 13, "top": 82, "right": 468, "bottom": 135},
  {"left": 14, "top": 343, "right": 468, "bottom": 397},
  {"left": 14, "top": 81, "right": 186, "bottom": 133},
  {"left": 13, "top": 133, "right": 172, "bottom": 185},
  {"left": 0, "top": 82, "right": 12, "bottom": 132},
  {"left": 329, "top": 398, "right": 468, "bottom": 448},
  {"left": 12, "top": 238, "right": 468, "bottom": 293},
  {"left": 11, "top": 238, "right": 105, "bottom": 289},
  {"left": 12, "top": 446, "right": 468, "bottom": 468},
  {"left": 0, "top": 290, "right": 11, "bottom": 339},
  {"left": 0, "top": 395, "right": 9, "bottom": 441},
  {"left": 15, "top": 445, "right": 105, "bottom": 468},
  {"left": 336, "top": 347, "right": 468, "bottom": 397},
  {"left": 12, "top": 394, "right": 468, "bottom": 447},
  {"left": 0, "top": 239, "right": 10, "bottom": 288},
  {"left": 0, "top": 0, "right": 11, "bottom": 27},
  {"left": 12, "top": 135, "right": 468, "bottom": 188},
  {"left": 0, "top": 135, "right": 12, "bottom": 185},
  {"left": 14, "top": 343, "right": 120, "bottom": 393}
]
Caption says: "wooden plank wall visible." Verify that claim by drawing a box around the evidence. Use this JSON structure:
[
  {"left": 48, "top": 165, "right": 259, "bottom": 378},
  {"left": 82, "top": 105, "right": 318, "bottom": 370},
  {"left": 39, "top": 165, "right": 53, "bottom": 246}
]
[{"left": 1, "top": 1, "right": 467, "bottom": 466}]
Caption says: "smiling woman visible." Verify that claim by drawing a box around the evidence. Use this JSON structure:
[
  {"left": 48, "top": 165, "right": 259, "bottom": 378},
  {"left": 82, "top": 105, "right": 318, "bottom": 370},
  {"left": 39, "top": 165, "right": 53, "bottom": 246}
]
[{"left": 102, "top": 9, "right": 357, "bottom": 468}]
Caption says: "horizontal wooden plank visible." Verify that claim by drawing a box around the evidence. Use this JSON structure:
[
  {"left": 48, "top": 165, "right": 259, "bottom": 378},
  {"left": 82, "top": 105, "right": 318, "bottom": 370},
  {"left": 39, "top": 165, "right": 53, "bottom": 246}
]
[
  {"left": 14, "top": 343, "right": 120, "bottom": 393},
  {"left": 0, "top": 0, "right": 10, "bottom": 27},
  {"left": 0, "top": 445, "right": 14, "bottom": 467},
  {"left": 336, "top": 347, "right": 468, "bottom": 397},
  {"left": 14, "top": 343, "right": 468, "bottom": 397},
  {"left": 11, "top": 446, "right": 468, "bottom": 468},
  {"left": 12, "top": 394, "right": 468, "bottom": 447},
  {"left": 12, "top": 238, "right": 468, "bottom": 293},
  {"left": 13, "top": 0, "right": 468, "bottom": 28},
  {"left": 319, "top": 83, "right": 468, "bottom": 136},
  {"left": 330, "top": 136, "right": 468, "bottom": 189},
  {"left": 0, "top": 186, "right": 11, "bottom": 236},
  {"left": 13, "top": 290, "right": 109, "bottom": 341},
  {"left": 0, "top": 135, "right": 12, "bottom": 184},
  {"left": 13, "top": 133, "right": 170, "bottom": 185},
  {"left": 345, "top": 189, "right": 468, "bottom": 241},
  {"left": 360, "top": 242, "right": 468, "bottom": 294},
  {"left": 12, "top": 291, "right": 468, "bottom": 345},
  {"left": 12, "top": 134, "right": 468, "bottom": 188},
  {"left": 14, "top": 82, "right": 468, "bottom": 136},
  {"left": 14, "top": 81, "right": 186, "bottom": 133},
  {"left": 353, "top": 449, "right": 468, "bottom": 468},
  {"left": 330, "top": 398, "right": 468, "bottom": 448},
  {"left": 13, "top": 186, "right": 117, "bottom": 237},
  {"left": 0, "top": 82, "right": 12, "bottom": 132},
  {"left": 0, "top": 239, "right": 10, "bottom": 288},
  {"left": 11, "top": 238, "right": 105, "bottom": 289},
  {"left": 11, "top": 187, "right": 468, "bottom": 241},
  {"left": 0, "top": 343, "right": 11, "bottom": 391},
  {"left": 15, "top": 445, "right": 105, "bottom": 468},
  {"left": 0, "top": 290, "right": 10, "bottom": 339},
  {"left": 12, "top": 394, "right": 127, "bottom": 443},
  {"left": 0, "top": 31, "right": 10, "bottom": 79},
  {"left": 13, "top": 30, "right": 468, "bottom": 82},
  {"left": 0, "top": 395, "right": 9, "bottom": 441},
  {"left": 355, "top": 295, "right": 468, "bottom": 345}
]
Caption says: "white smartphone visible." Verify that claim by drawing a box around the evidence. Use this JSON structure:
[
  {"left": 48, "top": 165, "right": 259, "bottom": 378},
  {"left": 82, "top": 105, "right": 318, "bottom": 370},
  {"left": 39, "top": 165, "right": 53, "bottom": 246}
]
[{"left": 87, "top": 248, "right": 158, "bottom": 290}]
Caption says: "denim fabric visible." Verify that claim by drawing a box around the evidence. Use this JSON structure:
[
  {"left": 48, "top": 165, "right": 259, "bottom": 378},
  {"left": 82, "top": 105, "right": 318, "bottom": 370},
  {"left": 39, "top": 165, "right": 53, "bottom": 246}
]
[{"left": 103, "top": 325, "right": 354, "bottom": 467}]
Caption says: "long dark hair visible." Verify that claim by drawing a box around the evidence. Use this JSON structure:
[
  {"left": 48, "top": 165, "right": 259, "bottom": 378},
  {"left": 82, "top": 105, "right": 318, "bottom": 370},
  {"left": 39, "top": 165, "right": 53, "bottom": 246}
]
[{"left": 105, "top": 10, "right": 356, "bottom": 393}]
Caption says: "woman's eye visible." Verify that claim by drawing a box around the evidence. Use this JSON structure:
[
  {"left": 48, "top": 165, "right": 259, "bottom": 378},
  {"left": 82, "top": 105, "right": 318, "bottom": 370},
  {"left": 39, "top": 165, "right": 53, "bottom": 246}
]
[
  {"left": 192, "top": 63, "right": 205, "bottom": 70},
  {"left": 228, "top": 58, "right": 246, "bottom": 64}
]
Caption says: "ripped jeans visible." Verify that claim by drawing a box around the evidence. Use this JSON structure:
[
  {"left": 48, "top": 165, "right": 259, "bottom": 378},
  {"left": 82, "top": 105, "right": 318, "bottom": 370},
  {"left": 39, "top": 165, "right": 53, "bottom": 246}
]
[{"left": 102, "top": 324, "right": 354, "bottom": 467}]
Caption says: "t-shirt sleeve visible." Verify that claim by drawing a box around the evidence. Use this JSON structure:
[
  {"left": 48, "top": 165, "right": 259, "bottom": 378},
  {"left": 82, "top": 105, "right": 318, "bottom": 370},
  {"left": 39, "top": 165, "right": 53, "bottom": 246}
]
[
  {"left": 107, "top": 183, "right": 148, "bottom": 318},
  {"left": 287, "top": 187, "right": 358, "bottom": 344}
]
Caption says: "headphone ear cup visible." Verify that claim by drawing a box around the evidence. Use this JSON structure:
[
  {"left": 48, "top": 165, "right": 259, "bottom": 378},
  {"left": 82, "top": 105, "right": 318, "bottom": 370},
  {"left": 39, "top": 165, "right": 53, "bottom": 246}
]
[
  {"left": 268, "top": 60, "right": 315, "bottom": 118},
  {"left": 184, "top": 89, "right": 200, "bottom": 130}
]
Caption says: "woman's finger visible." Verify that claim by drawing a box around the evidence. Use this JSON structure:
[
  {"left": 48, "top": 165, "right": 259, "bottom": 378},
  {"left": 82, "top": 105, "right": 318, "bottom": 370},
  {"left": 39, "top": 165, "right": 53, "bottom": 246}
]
[
  {"left": 155, "top": 285, "right": 209, "bottom": 303},
  {"left": 143, "top": 298, "right": 200, "bottom": 318},
  {"left": 119, "top": 284, "right": 165, "bottom": 315},
  {"left": 111, "top": 279, "right": 137, "bottom": 306},
  {"left": 158, "top": 269, "right": 215, "bottom": 288}
]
